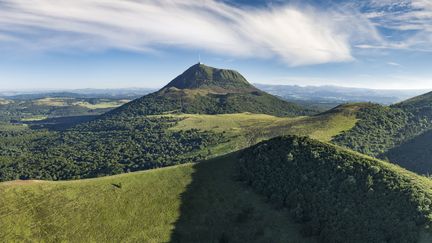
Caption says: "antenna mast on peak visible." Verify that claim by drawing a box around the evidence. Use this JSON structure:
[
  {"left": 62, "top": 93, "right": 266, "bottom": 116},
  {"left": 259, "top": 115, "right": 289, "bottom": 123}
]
[{"left": 198, "top": 53, "right": 201, "bottom": 64}]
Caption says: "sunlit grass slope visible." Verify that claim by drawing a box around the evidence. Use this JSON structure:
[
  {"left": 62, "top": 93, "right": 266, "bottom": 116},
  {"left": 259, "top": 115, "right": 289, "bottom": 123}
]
[
  {"left": 0, "top": 154, "right": 315, "bottom": 243},
  {"left": 168, "top": 106, "right": 357, "bottom": 155}
]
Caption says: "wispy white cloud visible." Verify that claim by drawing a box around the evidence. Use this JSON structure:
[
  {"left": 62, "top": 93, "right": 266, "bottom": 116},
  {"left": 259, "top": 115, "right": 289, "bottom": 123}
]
[
  {"left": 359, "top": 0, "right": 432, "bottom": 51},
  {"left": 0, "top": 0, "right": 380, "bottom": 66},
  {"left": 387, "top": 61, "right": 402, "bottom": 66}
]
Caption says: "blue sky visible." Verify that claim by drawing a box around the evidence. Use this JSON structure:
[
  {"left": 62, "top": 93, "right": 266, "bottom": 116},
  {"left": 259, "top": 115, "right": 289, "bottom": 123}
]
[{"left": 0, "top": 0, "right": 432, "bottom": 90}]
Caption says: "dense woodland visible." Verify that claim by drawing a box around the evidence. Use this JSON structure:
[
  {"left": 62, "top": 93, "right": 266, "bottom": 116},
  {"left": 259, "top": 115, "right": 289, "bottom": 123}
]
[
  {"left": 0, "top": 116, "right": 225, "bottom": 181},
  {"left": 0, "top": 97, "right": 122, "bottom": 122},
  {"left": 333, "top": 99, "right": 432, "bottom": 174},
  {"left": 332, "top": 104, "right": 411, "bottom": 156},
  {"left": 237, "top": 136, "right": 432, "bottom": 243}
]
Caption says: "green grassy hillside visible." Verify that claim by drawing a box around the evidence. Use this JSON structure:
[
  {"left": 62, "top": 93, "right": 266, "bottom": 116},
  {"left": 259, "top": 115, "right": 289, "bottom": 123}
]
[
  {"left": 0, "top": 154, "right": 315, "bottom": 243},
  {"left": 4, "top": 134, "right": 432, "bottom": 242},
  {"left": 168, "top": 109, "right": 356, "bottom": 154},
  {"left": 238, "top": 136, "right": 432, "bottom": 242}
]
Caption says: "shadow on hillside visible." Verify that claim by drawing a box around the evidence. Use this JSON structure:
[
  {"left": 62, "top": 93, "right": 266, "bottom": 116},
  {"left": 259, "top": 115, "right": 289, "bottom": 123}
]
[
  {"left": 15, "top": 115, "right": 98, "bottom": 131},
  {"left": 168, "top": 152, "right": 315, "bottom": 243}
]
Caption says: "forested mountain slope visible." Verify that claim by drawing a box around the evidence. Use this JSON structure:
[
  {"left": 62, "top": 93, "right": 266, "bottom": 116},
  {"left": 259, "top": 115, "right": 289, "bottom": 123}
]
[
  {"left": 333, "top": 94, "right": 432, "bottom": 174},
  {"left": 385, "top": 129, "right": 432, "bottom": 175},
  {"left": 238, "top": 136, "right": 432, "bottom": 243},
  {"left": 105, "top": 63, "right": 313, "bottom": 118}
]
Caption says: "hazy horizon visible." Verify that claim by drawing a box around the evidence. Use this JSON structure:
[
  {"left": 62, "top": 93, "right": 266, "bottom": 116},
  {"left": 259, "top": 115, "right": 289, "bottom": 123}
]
[{"left": 0, "top": 81, "right": 431, "bottom": 93}]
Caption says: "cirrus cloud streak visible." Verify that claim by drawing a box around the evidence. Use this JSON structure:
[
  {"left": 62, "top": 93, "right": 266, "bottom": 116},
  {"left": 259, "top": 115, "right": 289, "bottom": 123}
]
[{"left": 0, "top": 0, "right": 379, "bottom": 66}]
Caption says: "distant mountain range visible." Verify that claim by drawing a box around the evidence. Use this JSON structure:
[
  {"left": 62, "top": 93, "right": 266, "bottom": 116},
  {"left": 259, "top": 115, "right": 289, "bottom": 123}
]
[
  {"left": 0, "top": 88, "right": 155, "bottom": 100},
  {"left": 1, "top": 83, "right": 428, "bottom": 107},
  {"left": 255, "top": 84, "right": 428, "bottom": 105}
]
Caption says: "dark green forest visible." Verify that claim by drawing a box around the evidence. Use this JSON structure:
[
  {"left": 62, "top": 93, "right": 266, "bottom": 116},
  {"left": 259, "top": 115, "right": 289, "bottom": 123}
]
[
  {"left": 0, "top": 116, "right": 225, "bottom": 181},
  {"left": 237, "top": 136, "right": 432, "bottom": 243},
  {"left": 385, "top": 130, "right": 432, "bottom": 175}
]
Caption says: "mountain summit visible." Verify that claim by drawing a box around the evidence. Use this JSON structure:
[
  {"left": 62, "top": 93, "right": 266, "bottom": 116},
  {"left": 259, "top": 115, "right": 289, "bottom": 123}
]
[
  {"left": 163, "top": 63, "right": 255, "bottom": 92},
  {"left": 105, "top": 64, "right": 313, "bottom": 117}
]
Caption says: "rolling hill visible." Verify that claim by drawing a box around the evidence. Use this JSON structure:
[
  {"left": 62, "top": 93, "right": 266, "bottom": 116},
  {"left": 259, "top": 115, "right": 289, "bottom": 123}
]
[
  {"left": 238, "top": 135, "right": 432, "bottom": 242},
  {"left": 0, "top": 153, "right": 315, "bottom": 243},
  {"left": 105, "top": 63, "right": 313, "bottom": 118},
  {"left": 394, "top": 91, "right": 432, "bottom": 112},
  {"left": 3, "top": 135, "right": 432, "bottom": 242}
]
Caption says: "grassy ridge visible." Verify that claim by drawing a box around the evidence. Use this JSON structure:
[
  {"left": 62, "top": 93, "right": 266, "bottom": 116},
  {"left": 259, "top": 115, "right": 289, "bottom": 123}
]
[
  {"left": 168, "top": 110, "right": 356, "bottom": 155},
  {"left": 0, "top": 154, "right": 314, "bottom": 243}
]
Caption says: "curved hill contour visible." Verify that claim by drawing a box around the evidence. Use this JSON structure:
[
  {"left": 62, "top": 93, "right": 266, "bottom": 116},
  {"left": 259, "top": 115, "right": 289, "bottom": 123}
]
[
  {"left": 105, "top": 63, "right": 313, "bottom": 118},
  {"left": 238, "top": 135, "right": 432, "bottom": 242}
]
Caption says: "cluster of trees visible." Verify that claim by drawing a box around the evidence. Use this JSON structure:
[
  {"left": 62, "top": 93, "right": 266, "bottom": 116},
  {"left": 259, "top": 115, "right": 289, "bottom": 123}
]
[
  {"left": 0, "top": 116, "right": 226, "bottom": 181},
  {"left": 237, "top": 136, "right": 432, "bottom": 242}
]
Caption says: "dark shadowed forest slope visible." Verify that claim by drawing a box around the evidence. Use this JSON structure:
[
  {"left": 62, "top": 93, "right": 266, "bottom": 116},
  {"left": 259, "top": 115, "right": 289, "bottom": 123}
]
[
  {"left": 385, "top": 129, "right": 432, "bottom": 175},
  {"left": 238, "top": 136, "right": 432, "bottom": 243},
  {"left": 105, "top": 64, "right": 313, "bottom": 118}
]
